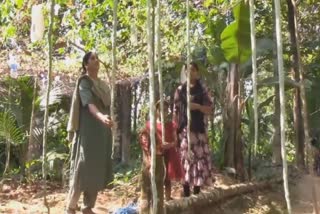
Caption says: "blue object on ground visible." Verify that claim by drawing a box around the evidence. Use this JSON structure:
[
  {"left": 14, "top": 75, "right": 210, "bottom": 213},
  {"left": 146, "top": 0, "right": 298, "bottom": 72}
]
[{"left": 113, "top": 202, "right": 138, "bottom": 214}]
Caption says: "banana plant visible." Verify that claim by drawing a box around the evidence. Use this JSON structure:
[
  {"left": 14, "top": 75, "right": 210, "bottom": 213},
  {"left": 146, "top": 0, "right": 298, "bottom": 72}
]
[
  {"left": 221, "top": 0, "right": 251, "bottom": 64},
  {"left": 220, "top": 0, "right": 250, "bottom": 180}
]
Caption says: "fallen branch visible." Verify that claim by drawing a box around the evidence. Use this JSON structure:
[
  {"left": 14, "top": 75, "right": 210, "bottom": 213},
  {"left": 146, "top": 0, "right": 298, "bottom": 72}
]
[{"left": 165, "top": 179, "right": 282, "bottom": 214}]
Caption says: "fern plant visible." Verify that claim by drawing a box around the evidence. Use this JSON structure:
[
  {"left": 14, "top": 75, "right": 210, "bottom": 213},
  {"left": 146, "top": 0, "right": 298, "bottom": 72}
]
[{"left": 0, "top": 109, "right": 24, "bottom": 176}]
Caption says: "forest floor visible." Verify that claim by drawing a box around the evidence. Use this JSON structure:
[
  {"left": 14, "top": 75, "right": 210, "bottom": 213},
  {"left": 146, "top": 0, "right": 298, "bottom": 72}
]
[{"left": 0, "top": 171, "right": 319, "bottom": 214}]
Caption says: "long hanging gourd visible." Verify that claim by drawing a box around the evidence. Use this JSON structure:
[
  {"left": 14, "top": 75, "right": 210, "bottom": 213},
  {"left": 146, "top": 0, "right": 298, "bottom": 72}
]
[
  {"left": 111, "top": 0, "right": 118, "bottom": 159},
  {"left": 249, "top": 0, "right": 258, "bottom": 155},
  {"left": 42, "top": 0, "right": 55, "bottom": 213},
  {"left": 274, "top": 0, "right": 292, "bottom": 213},
  {"left": 147, "top": 0, "right": 158, "bottom": 213},
  {"left": 156, "top": 0, "right": 165, "bottom": 146},
  {"left": 186, "top": 0, "right": 191, "bottom": 158}
]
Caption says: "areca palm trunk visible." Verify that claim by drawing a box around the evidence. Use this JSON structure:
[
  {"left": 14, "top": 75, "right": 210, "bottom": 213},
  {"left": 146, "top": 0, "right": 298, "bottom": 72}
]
[
  {"left": 249, "top": 0, "right": 258, "bottom": 156},
  {"left": 186, "top": 0, "right": 191, "bottom": 158},
  {"left": 147, "top": 0, "right": 158, "bottom": 213},
  {"left": 274, "top": 0, "right": 292, "bottom": 212},
  {"left": 156, "top": 0, "right": 165, "bottom": 144},
  {"left": 42, "top": 0, "right": 55, "bottom": 213},
  {"left": 272, "top": 26, "right": 282, "bottom": 164},
  {"left": 111, "top": 0, "right": 118, "bottom": 159}
]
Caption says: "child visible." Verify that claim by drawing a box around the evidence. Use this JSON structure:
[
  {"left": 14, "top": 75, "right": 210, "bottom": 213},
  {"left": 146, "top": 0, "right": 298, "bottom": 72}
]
[
  {"left": 138, "top": 129, "right": 165, "bottom": 214},
  {"left": 154, "top": 100, "right": 184, "bottom": 201}
]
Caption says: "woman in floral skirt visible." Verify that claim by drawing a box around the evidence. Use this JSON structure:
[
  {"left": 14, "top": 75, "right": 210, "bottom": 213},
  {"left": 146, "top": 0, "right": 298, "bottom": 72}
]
[{"left": 173, "top": 62, "right": 215, "bottom": 197}]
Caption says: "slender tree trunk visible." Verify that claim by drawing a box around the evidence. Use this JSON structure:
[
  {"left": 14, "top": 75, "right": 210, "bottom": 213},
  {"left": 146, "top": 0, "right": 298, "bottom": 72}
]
[
  {"left": 19, "top": 78, "right": 34, "bottom": 179},
  {"left": 3, "top": 84, "right": 12, "bottom": 176},
  {"left": 156, "top": 0, "right": 165, "bottom": 144},
  {"left": 3, "top": 140, "right": 10, "bottom": 176},
  {"left": 26, "top": 77, "right": 38, "bottom": 178},
  {"left": 235, "top": 71, "right": 244, "bottom": 181},
  {"left": 274, "top": 0, "right": 292, "bottom": 212},
  {"left": 186, "top": 0, "right": 191, "bottom": 158},
  {"left": 111, "top": 0, "right": 118, "bottom": 159},
  {"left": 119, "top": 83, "right": 132, "bottom": 164},
  {"left": 223, "top": 64, "right": 239, "bottom": 169},
  {"left": 289, "top": 0, "right": 319, "bottom": 212},
  {"left": 133, "top": 85, "right": 138, "bottom": 133},
  {"left": 147, "top": 0, "right": 158, "bottom": 212},
  {"left": 248, "top": 142, "right": 252, "bottom": 180},
  {"left": 42, "top": 0, "right": 55, "bottom": 212},
  {"left": 287, "top": 0, "right": 305, "bottom": 169},
  {"left": 249, "top": 0, "right": 258, "bottom": 156},
  {"left": 272, "top": 28, "right": 282, "bottom": 165}
]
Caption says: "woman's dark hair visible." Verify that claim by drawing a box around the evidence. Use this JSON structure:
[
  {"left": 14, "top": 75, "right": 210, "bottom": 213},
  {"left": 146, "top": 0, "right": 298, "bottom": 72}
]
[
  {"left": 81, "top": 51, "right": 93, "bottom": 75},
  {"left": 184, "top": 61, "right": 199, "bottom": 73},
  {"left": 155, "top": 99, "right": 169, "bottom": 110},
  {"left": 190, "top": 61, "right": 199, "bottom": 72}
]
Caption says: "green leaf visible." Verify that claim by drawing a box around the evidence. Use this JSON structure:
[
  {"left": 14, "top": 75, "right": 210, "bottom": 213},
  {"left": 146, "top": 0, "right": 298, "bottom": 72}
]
[
  {"left": 0, "top": 109, "right": 23, "bottom": 145},
  {"left": 15, "top": 0, "right": 23, "bottom": 9},
  {"left": 3, "top": 24, "right": 16, "bottom": 39},
  {"left": 220, "top": 0, "right": 251, "bottom": 64},
  {"left": 204, "top": 0, "right": 213, "bottom": 8}
]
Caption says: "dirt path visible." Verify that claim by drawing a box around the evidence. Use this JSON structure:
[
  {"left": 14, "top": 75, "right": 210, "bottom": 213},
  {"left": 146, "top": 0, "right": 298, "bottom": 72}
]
[
  {"left": 205, "top": 174, "right": 320, "bottom": 214},
  {"left": 1, "top": 174, "right": 320, "bottom": 214}
]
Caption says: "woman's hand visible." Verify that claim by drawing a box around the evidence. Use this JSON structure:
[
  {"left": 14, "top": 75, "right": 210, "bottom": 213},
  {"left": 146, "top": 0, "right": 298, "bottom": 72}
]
[
  {"left": 101, "top": 114, "right": 113, "bottom": 127},
  {"left": 191, "top": 102, "right": 212, "bottom": 115},
  {"left": 97, "top": 113, "right": 113, "bottom": 127},
  {"left": 88, "top": 104, "right": 114, "bottom": 127},
  {"left": 190, "top": 102, "right": 201, "bottom": 110},
  {"left": 162, "top": 142, "right": 174, "bottom": 150}
]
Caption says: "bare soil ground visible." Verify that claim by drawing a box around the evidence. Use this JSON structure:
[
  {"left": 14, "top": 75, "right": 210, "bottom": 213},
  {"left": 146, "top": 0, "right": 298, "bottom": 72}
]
[{"left": 1, "top": 174, "right": 320, "bottom": 214}]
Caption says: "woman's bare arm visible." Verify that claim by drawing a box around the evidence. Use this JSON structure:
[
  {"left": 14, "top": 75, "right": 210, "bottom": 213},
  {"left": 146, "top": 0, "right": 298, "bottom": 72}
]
[
  {"left": 88, "top": 104, "right": 113, "bottom": 127},
  {"left": 191, "top": 102, "right": 212, "bottom": 115}
]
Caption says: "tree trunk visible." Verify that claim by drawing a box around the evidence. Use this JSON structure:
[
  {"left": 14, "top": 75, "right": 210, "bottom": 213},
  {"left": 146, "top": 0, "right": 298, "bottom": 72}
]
[
  {"left": 155, "top": 0, "right": 165, "bottom": 147},
  {"left": 272, "top": 28, "right": 282, "bottom": 165},
  {"left": 165, "top": 179, "right": 282, "bottom": 214},
  {"left": 20, "top": 76, "right": 38, "bottom": 179},
  {"left": 288, "top": 0, "right": 318, "bottom": 212},
  {"left": 3, "top": 83, "right": 12, "bottom": 176},
  {"left": 249, "top": 0, "right": 258, "bottom": 156},
  {"left": 147, "top": 0, "right": 158, "bottom": 212},
  {"left": 223, "top": 64, "right": 243, "bottom": 179},
  {"left": 272, "top": 84, "right": 282, "bottom": 164},
  {"left": 133, "top": 84, "right": 138, "bottom": 133},
  {"left": 27, "top": 77, "right": 38, "bottom": 164},
  {"left": 119, "top": 82, "right": 132, "bottom": 164},
  {"left": 235, "top": 72, "right": 245, "bottom": 181},
  {"left": 287, "top": 0, "right": 305, "bottom": 169},
  {"left": 41, "top": 0, "right": 55, "bottom": 212},
  {"left": 3, "top": 140, "right": 10, "bottom": 176},
  {"left": 274, "top": 0, "right": 292, "bottom": 212},
  {"left": 111, "top": 0, "right": 118, "bottom": 159},
  {"left": 113, "top": 82, "right": 132, "bottom": 163}
]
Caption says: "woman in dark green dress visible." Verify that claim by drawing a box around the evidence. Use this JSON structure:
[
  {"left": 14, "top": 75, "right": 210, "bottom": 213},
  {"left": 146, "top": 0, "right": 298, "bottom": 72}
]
[{"left": 66, "top": 52, "right": 113, "bottom": 214}]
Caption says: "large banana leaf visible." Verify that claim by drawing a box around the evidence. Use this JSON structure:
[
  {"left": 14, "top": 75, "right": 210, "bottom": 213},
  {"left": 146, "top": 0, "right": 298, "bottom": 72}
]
[{"left": 221, "top": 0, "right": 251, "bottom": 64}]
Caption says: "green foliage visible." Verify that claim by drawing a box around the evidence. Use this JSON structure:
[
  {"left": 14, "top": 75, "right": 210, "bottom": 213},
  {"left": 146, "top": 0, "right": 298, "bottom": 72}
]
[
  {"left": 221, "top": 0, "right": 251, "bottom": 63},
  {"left": 0, "top": 109, "right": 24, "bottom": 145}
]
